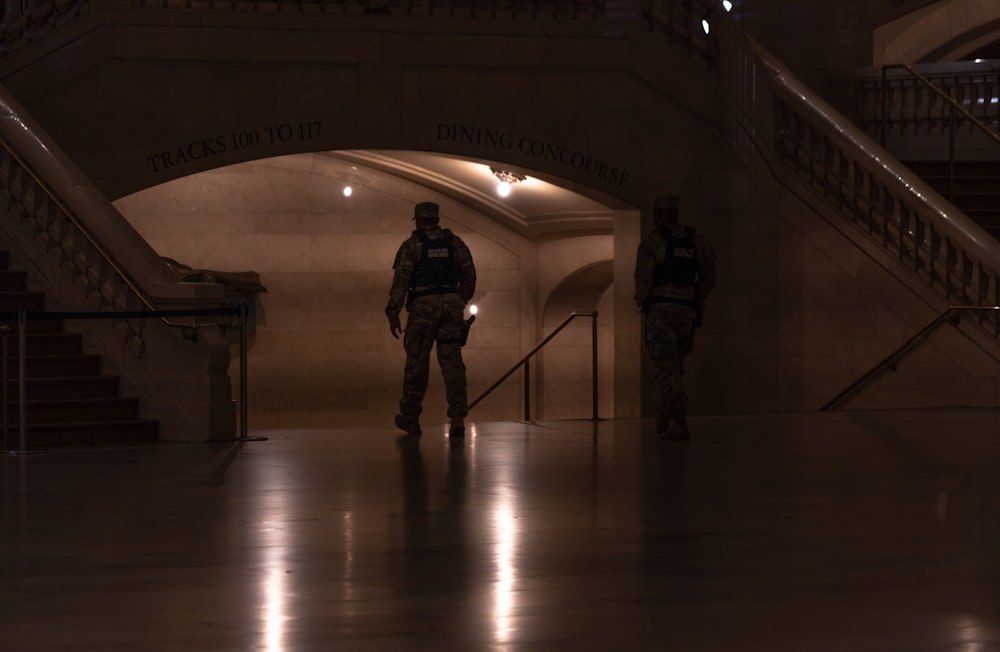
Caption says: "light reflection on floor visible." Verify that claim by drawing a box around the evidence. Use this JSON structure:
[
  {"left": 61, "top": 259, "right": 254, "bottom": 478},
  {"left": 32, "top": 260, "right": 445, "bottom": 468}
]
[{"left": 2, "top": 411, "right": 999, "bottom": 651}]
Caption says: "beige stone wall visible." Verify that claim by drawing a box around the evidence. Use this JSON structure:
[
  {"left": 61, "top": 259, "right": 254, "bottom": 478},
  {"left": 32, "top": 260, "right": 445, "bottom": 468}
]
[
  {"left": 12, "top": 6, "right": 1000, "bottom": 428},
  {"left": 874, "top": 0, "right": 1000, "bottom": 64},
  {"left": 114, "top": 153, "right": 624, "bottom": 429}
]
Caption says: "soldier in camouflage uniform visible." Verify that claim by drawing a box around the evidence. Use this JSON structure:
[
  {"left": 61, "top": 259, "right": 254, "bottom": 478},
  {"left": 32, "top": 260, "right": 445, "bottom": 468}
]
[
  {"left": 634, "top": 195, "right": 716, "bottom": 440},
  {"left": 386, "top": 201, "right": 477, "bottom": 439}
]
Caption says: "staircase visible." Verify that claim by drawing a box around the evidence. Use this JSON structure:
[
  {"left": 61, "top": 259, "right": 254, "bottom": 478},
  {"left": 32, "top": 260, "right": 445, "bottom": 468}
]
[
  {"left": 0, "top": 249, "right": 159, "bottom": 448},
  {"left": 833, "top": 63, "right": 1000, "bottom": 242},
  {"left": 901, "top": 159, "right": 1000, "bottom": 240}
]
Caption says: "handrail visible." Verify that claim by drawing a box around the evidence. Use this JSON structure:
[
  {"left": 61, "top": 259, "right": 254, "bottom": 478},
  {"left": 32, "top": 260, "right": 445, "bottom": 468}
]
[
  {"left": 0, "top": 136, "right": 167, "bottom": 326},
  {"left": 0, "top": 86, "right": 227, "bottom": 331},
  {"left": 878, "top": 64, "right": 1000, "bottom": 149},
  {"left": 879, "top": 64, "right": 1000, "bottom": 202},
  {"left": 468, "top": 310, "right": 598, "bottom": 421},
  {"left": 0, "top": 304, "right": 257, "bottom": 453},
  {"left": 0, "top": 87, "right": 187, "bottom": 294},
  {"left": 693, "top": 8, "right": 1000, "bottom": 317},
  {"left": 820, "top": 305, "right": 1000, "bottom": 411}
]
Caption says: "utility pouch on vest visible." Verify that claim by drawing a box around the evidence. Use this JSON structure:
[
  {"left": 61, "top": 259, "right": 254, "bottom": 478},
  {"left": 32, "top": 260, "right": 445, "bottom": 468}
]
[
  {"left": 653, "top": 226, "right": 699, "bottom": 288},
  {"left": 643, "top": 296, "right": 704, "bottom": 327},
  {"left": 407, "top": 230, "right": 459, "bottom": 305}
]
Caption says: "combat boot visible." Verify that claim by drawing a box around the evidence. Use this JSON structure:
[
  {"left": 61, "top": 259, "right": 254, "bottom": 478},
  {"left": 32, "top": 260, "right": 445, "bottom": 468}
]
[
  {"left": 655, "top": 410, "right": 670, "bottom": 438},
  {"left": 394, "top": 414, "right": 422, "bottom": 436},
  {"left": 666, "top": 417, "right": 690, "bottom": 441}
]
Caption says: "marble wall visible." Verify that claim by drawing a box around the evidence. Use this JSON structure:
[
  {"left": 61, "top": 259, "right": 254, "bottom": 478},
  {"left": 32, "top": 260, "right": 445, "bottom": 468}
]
[
  {"left": 10, "top": 3, "right": 1000, "bottom": 432},
  {"left": 114, "top": 153, "right": 618, "bottom": 429}
]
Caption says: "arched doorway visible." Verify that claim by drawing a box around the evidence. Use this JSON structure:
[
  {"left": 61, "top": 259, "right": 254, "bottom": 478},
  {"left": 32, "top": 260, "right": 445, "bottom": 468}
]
[
  {"left": 538, "top": 260, "right": 615, "bottom": 420},
  {"left": 114, "top": 151, "right": 625, "bottom": 429}
]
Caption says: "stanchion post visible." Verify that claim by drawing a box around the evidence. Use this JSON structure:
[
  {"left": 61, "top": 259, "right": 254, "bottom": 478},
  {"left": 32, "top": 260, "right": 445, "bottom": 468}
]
[
  {"left": 240, "top": 302, "right": 249, "bottom": 441},
  {"left": 236, "top": 302, "right": 266, "bottom": 442},
  {"left": 18, "top": 309, "right": 27, "bottom": 452},
  {"left": 591, "top": 311, "right": 599, "bottom": 422},
  {"left": 2, "top": 324, "right": 8, "bottom": 450},
  {"left": 523, "top": 359, "right": 530, "bottom": 422}
]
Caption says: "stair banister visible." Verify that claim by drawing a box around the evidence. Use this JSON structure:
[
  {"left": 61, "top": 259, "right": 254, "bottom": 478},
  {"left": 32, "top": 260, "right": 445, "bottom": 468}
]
[
  {"left": 878, "top": 63, "right": 1000, "bottom": 204},
  {"left": 0, "top": 86, "right": 222, "bottom": 305},
  {"left": 701, "top": 6, "right": 1000, "bottom": 310},
  {"left": 0, "top": 83, "right": 239, "bottom": 441},
  {"left": 0, "top": 304, "right": 250, "bottom": 451}
]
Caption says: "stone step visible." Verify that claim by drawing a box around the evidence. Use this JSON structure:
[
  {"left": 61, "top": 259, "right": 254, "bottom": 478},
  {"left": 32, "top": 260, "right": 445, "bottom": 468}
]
[
  {"left": 0, "top": 332, "right": 84, "bottom": 356},
  {"left": 4, "top": 419, "right": 160, "bottom": 448},
  {"left": 2, "top": 397, "right": 143, "bottom": 425},
  {"left": 0, "top": 250, "right": 160, "bottom": 449},
  {"left": 2, "top": 353, "right": 102, "bottom": 378},
  {"left": 0, "top": 290, "right": 46, "bottom": 312},
  {"left": 1, "top": 376, "right": 121, "bottom": 400},
  {"left": 0, "top": 270, "right": 27, "bottom": 292}
]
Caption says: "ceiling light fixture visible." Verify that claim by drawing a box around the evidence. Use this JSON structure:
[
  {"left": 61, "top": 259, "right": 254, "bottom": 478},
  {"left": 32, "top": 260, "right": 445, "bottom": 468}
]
[{"left": 490, "top": 167, "right": 526, "bottom": 198}]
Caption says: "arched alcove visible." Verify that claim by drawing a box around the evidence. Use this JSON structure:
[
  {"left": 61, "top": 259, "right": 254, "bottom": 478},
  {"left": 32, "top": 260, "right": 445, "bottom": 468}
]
[
  {"left": 537, "top": 260, "right": 615, "bottom": 420},
  {"left": 875, "top": 0, "right": 1000, "bottom": 64},
  {"left": 114, "top": 151, "right": 623, "bottom": 428}
]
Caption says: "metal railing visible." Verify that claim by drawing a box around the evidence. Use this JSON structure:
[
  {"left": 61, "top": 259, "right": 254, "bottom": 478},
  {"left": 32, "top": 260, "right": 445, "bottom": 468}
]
[
  {"left": 0, "top": 0, "right": 609, "bottom": 59},
  {"left": 878, "top": 64, "right": 1000, "bottom": 147},
  {"left": 0, "top": 81, "right": 241, "bottom": 442},
  {"left": 875, "top": 64, "right": 1000, "bottom": 202},
  {"left": 693, "top": 11, "right": 1000, "bottom": 317},
  {"left": 1, "top": 304, "right": 254, "bottom": 453},
  {"left": 841, "top": 63, "right": 1000, "bottom": 144},
  {"left": 469, "top": 310, "right": 599, "bottom": 421},
  {"left": 0, "top": 0, "right": 90, "bottom": 56},
  {"left": 820, "top": 305, "right": 1000, "bottom": 411}
]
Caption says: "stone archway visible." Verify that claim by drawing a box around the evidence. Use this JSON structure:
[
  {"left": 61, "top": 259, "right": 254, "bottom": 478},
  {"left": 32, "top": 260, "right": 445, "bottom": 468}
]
[
  {"left": 537, "top": 260, "right": 615, "bottom": 420},
  {"left": 114, "top": 151, "right": 627, "bottom": 428},
  {"left": 875, "top": 0, "right": 1000, "bottom": 64}
]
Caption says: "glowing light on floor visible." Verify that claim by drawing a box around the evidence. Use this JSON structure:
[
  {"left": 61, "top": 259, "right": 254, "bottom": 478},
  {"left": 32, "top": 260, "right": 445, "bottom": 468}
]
[
  {"left": 260, "top": 520, "right": 289, "bottom": 651},
  {"left": 492, "top": 496, "right": 519, "bottom": 644}
]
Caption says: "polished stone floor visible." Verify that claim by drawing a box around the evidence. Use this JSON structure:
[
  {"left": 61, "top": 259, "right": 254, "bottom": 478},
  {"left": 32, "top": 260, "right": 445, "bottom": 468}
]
[{"left": 2, "top": 409, "right": 999, "bottom": 651}]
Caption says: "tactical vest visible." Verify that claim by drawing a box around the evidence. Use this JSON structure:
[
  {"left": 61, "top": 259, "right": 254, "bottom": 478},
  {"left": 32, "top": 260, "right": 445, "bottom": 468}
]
[
  {"left": 408, "top": 229, "right": 459, "bottom": 300},
  {"left": 653, "top": 226, "right": 699, "bottom": 288}
]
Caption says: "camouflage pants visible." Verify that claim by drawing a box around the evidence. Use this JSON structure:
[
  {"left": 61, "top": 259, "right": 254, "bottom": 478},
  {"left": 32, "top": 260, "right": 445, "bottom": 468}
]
[
  {"left": 400, "top": 294, "right": 468, "bottom": 422},
  {"left": 644, "top": 303, "right": 696, "bottom": 420}
]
